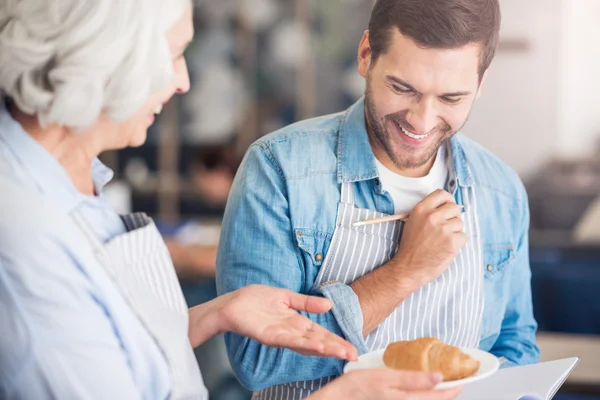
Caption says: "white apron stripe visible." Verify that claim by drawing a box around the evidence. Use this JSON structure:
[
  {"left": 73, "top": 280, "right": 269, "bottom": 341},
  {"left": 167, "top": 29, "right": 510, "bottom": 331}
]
[
  {"left": 337, "top": 206, "right": 357, "bottom": 282},
  {"left": 454, "top": 251, "right": 466, "bottom": 347},
  {"left": 471, "top": 190, "right": 485, "bottom": 346},
  {"left": 421, "top": 275, "right": 434, "bottom": 339},
  {"left": 416, "top": 282, "right": 425, "bottom": 340},
  {"left": 463, "top": 207, "right": 476, "bottom": 347},
  {"left": 356, "top": 212, "right": 377, "bottom": 279},
  {"left": 446, "top": 260, "right": 457, "bottom": 345},
  {"left": 350, "top": 211, "right": 372, "bottom": 282}
]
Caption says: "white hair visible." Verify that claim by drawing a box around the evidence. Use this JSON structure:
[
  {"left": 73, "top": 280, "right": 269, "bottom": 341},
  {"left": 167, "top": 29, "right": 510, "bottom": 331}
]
[{"left": 0, "top": 0, "right": 190, "bottom": 129}]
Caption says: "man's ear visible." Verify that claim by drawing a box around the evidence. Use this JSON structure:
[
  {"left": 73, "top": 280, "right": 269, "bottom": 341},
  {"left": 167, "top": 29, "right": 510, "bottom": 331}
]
[
  {"left": 476, "top": 69, "right": 490, "bottom": 100},
  {"left": 358, "top": 30, "right": 372, "bottom": 78}
]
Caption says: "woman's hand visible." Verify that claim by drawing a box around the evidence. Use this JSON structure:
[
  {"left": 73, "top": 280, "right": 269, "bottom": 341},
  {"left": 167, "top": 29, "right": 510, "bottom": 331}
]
[
  {"left": 220, "top": 285, "right": 357, "bottom": 360},
  {"left": 189, "top": 284, "right": 357, "bottom": 361},
  {"left": 309, "top": 369, "right": 463, "bottom": 400}
]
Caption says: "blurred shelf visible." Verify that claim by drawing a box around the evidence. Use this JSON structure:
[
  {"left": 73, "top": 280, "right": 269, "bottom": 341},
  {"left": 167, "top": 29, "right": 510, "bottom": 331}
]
[{"left": 130, "top": 176, "right": 210, "bottom": 199}]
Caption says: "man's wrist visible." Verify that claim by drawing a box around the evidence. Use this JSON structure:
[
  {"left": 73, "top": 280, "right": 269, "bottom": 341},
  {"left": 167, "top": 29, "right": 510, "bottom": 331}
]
[{"left": 387, "top": 255, "right": 422, "bottom": 294}]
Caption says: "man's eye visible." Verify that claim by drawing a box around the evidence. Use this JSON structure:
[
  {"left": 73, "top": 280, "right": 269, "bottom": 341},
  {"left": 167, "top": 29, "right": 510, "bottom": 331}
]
[
  {"left": 392, "top": 85, "right": 413, "bottom": 94},
  {"left": 441, "top": 96, "right": 461, "bottom": 104}
]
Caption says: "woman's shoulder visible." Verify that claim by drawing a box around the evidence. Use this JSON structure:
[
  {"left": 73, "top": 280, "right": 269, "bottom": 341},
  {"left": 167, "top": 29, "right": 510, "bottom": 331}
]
[
  {"left": 0, "top": 175, "right": 71, "bottom": 236},
  {"left": 0, "top": 176, "right": 94, "bottom": 275}
]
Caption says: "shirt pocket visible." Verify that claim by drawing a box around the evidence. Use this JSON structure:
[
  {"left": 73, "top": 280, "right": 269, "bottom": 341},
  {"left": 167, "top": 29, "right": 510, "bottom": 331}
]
[
  {"left": 294, "top": 228, "right": 333, "bottom": 293},
  {"left": 481, "top": 242, "right": 516, "bottom": 340},
  {"left": 483, "top": 243, "right": 516, "bottom": 280}
]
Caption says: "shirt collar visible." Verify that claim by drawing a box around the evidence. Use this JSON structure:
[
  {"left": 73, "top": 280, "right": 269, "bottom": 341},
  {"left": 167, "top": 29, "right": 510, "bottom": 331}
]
[
  {"left": 447, "top": 135, "right": 473, "bottom": 187},
  {"left": 336, "top": 96, "right": 473, "bottom": 187},
  {"left": 0, "top": 102, "right": 115, "bottom": 213},
  {"left": 336, "top": 97, "right": 379, "bottom": 183}
]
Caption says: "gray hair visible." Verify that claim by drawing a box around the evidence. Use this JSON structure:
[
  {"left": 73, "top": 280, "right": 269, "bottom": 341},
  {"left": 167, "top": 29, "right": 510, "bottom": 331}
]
[{"left": 0, "top": 0, "right": 190, "bottom": 129}]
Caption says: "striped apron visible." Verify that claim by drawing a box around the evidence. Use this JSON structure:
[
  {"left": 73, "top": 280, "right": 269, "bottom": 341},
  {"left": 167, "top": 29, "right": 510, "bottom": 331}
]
[
  {"left": 256, "top": 163, "right": 484, "bottom": 400},
  {"left": 71, "top": 211, "right": 208, "bottom": 400}
]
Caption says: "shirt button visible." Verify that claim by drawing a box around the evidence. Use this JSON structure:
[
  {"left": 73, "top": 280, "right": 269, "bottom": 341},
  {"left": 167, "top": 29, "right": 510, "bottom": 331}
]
[
  {"left": 487, "top": 265, "right": 493, "bottom": 272},
  {"left": 449, "top": 179, "right": 456, "bottom": 187},
  {"left": 315, "top": 254, "right": 323, "bottom": 262}
]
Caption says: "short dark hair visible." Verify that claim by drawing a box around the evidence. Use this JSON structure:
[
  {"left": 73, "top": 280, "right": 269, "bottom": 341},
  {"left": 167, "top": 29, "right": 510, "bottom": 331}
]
[{"left": 368, "top": 0, "right": 501, "bottom": 79}]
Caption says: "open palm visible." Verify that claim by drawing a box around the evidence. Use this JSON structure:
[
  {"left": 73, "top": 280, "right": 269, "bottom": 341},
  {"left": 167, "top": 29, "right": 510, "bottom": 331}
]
[{"left": 222, "top": 285, "right": 357, "bottom": 361}]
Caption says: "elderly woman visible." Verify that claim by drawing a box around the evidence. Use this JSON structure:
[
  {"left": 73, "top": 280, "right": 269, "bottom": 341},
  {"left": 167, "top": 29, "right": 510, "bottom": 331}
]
[{"left": 0, "top": 1, "right": 462, "bottom": 399}]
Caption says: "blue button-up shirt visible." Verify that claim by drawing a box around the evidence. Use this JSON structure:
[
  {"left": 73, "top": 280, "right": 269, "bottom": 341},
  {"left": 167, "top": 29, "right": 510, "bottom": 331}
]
[
  {"left": 0, "top": 104, "right": 172, "bottom": 399},
  {"left": 217, "top": 97, "right": 540, "bottom": 391}
]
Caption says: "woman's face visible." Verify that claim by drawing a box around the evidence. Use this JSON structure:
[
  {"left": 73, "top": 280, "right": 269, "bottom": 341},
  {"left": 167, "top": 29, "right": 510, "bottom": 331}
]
[{"left": 106, "top": 5, "right": 194, "bottom": 149}]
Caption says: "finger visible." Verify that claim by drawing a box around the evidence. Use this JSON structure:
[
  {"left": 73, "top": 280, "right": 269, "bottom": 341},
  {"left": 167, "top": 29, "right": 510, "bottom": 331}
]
[
  {"left": 404, "top": 386, "right": 464, "bottom": 400},
  {"left": 451, "top": 231, "right": 468, "bottom": 249},
  {"left": 284, "top": 290, "right": 333, "bottom": 314},
  {"left": 305, "top": 325, "right": 358, "bottom": 360},
  {"left": 433, "top": 202, "right": 463, "bottom": 221},
  {"left": 320, "top": 338, "right": 356, "bottom": 360},
  {"left": 287, "top": 313, "right": 354, "bottom": 352},
  {"left": 273, "top": 316, "right": 357, "bottom": 360},
  {"left": 279, "top": 335, "right": 325, "bottom": 355},
  {"left": 416, "top": 189, "right": 456, "bottom": 212},
  {"left": 361, "top": 369, "right": 442, "bottom": 391},
  {"left": 442, "top": 217, "right": 464, "bottom": 233},
  {"left": 281, "top": 333, "right": 352, "bottom": 360}
]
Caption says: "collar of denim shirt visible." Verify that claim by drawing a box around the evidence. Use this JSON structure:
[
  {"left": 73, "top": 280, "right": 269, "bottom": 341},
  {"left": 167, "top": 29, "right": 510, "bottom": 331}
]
[{"left": 336, "top": 96, "right": 473, "bottom": 188}]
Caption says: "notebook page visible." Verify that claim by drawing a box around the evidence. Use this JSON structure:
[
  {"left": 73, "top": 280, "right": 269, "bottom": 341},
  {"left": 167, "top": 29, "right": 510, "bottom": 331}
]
[{"left": 456, "top": 358, "right": 579, "bottom": 400}]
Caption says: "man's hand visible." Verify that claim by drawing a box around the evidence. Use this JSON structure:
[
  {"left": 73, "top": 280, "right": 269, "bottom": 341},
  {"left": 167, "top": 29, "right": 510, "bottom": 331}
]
[
  {"left": 308, "top": 369, "right": 463, "bottom": 400},
  {"left": 392, "top": 189, "right": 466, "bottom": 289},
  {"left": 189, "top": 285, "right": 357, "bottom": 361},
  {"left": 351, "top": 189, "right": 466, "bottom": 336}
]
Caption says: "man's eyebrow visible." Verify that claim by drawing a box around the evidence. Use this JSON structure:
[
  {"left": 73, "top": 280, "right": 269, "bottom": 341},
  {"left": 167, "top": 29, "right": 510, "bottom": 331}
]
[
  {"left": 386, "top": 75, "right": 472, "bottom": 97},
  {"left": 441, "top": 90, "right": 472, "bottom": 97}
]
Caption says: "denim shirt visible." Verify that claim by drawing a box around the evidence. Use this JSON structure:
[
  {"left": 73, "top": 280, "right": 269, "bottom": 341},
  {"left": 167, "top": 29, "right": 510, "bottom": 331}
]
[{"left": 216, "top": 97, "right": 540, "bottom": 391}]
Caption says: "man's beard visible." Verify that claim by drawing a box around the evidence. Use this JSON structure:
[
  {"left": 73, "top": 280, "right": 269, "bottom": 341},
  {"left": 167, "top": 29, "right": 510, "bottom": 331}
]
[{"left": 364, "top": 81, "right": 466, "bottom": 170}]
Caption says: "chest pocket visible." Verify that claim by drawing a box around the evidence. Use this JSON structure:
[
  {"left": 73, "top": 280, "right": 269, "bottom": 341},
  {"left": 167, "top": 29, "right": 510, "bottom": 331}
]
[
  {"left": 481, "top": 242, "right": 516, "bottom": 340},
  {"left": 484, "top": 243, "right": 515, "bottom": 279},
  {"left": 294, "top": 229, "right": 333, "bottom": 294}
]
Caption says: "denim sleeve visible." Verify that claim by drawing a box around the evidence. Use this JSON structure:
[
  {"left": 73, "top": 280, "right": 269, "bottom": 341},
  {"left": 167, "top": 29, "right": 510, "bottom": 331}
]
[
  {"left": 489, "top": 190, "right": 540, "bottom": 366},
  {"left": 318, "top": 282, "right": 368, "bottom": 355},
  {"left": 216, "top": 144, "right": 364, "bottom": 391}
]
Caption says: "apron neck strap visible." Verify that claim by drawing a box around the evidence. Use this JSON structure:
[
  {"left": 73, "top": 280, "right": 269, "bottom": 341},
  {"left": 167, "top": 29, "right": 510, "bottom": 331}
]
[{"left": 340, "top": 182, "right": 355, "bottom": 205}]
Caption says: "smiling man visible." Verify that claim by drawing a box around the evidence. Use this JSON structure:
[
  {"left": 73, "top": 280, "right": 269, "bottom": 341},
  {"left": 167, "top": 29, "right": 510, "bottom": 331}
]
[{"left": 217, "top": 0, "right": 539, "bottom": 398}]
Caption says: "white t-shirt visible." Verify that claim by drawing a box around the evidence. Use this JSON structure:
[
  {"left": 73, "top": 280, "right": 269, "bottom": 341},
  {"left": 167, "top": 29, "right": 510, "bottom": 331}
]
[{"left": 375, "top": 145, "right": 449, "bottom": 214}]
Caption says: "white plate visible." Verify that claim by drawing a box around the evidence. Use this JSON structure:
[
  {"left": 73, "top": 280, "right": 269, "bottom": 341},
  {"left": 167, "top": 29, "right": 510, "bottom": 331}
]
[{"left": 343, "top": 347, "right": 500, "bottom": 390}]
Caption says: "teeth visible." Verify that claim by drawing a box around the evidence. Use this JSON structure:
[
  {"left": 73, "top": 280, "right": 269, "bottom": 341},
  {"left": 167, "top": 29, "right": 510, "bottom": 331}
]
[
  {"left": 153, "top": 104, "right": 163, "bottom": 115},
  {"left": 397, "top": 122, "right": 429, "bottom": 140}
]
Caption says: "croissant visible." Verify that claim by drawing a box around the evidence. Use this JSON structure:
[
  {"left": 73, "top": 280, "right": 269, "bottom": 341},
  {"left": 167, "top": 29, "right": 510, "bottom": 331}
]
[{"left": 383, "top": 337, "right": 480, "bottom": 381}]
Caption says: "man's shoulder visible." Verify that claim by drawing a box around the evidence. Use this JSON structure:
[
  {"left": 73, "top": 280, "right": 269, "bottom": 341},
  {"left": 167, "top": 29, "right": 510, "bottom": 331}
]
[
  {"left": 456, "top": 134, "right": 526, "bottom": 202},
  {"left": 257, "top": 112, "right": 345, "bottom": 145},
  {"left": 250, "top": 112, "right": 345, "bottom": 180}
]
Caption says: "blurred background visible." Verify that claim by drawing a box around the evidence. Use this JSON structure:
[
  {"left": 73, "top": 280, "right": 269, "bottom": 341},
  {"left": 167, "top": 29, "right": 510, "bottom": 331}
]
[{"left": 99, "top": 0, "right": 600, "bottom": 399}]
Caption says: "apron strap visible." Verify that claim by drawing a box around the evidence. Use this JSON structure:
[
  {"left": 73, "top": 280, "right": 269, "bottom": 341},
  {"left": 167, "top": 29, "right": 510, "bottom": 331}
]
[
  {"left": 340, "top": 182, "right": 355, "bottom": 205},
  {"left": 121, "top": 212, "right": 152, "bottom": 232}
]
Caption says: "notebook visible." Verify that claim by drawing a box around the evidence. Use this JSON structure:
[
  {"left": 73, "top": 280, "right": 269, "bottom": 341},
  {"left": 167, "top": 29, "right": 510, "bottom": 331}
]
[{"left": 456, "top": 358, "right": 579, "bottom": 400}]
